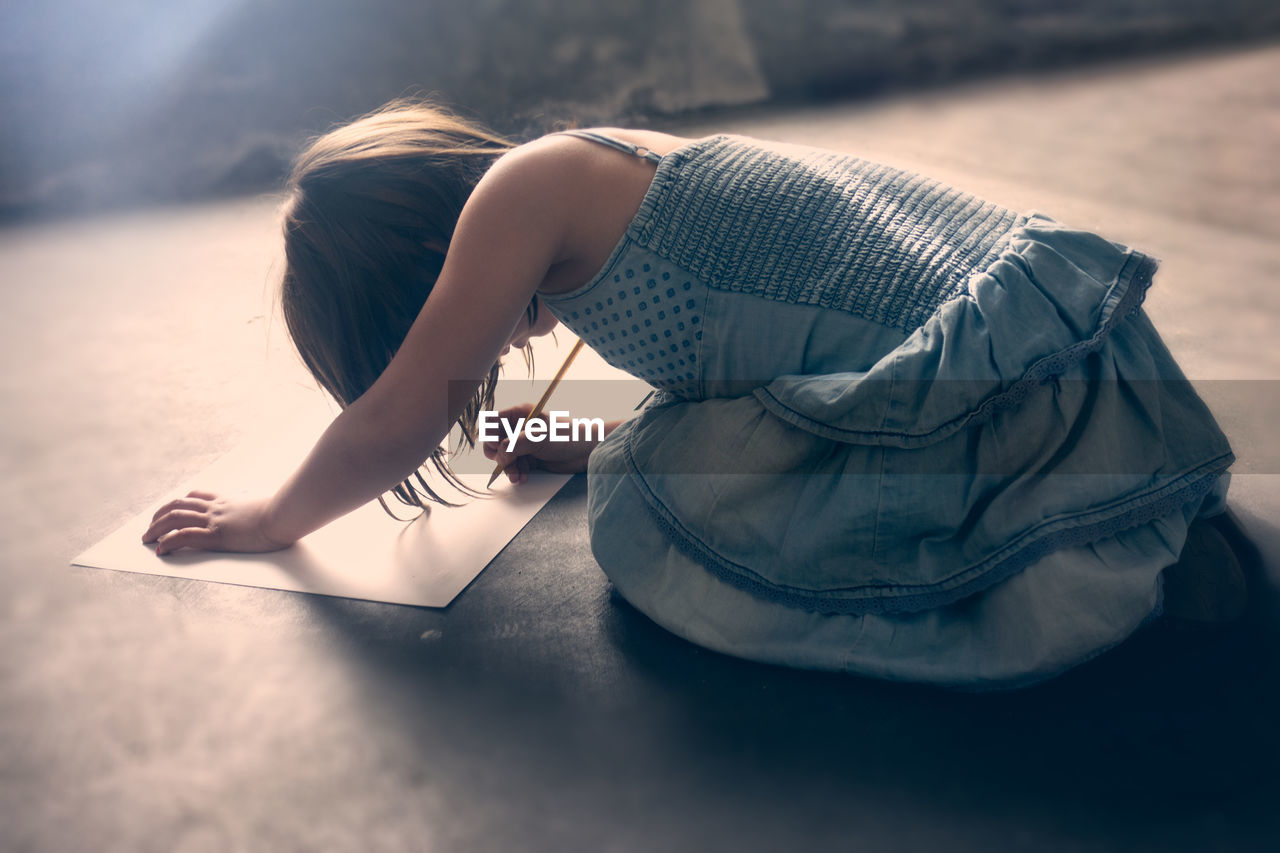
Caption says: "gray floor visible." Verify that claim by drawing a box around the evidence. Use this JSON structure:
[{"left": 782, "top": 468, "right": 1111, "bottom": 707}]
[{"left": 4, "top": 45, "right": 1279, "bottom": 852}]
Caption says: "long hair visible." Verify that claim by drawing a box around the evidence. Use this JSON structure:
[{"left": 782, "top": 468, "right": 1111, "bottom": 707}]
[{"left": 279, "top": 98, "right": 532, "bottom": 515}]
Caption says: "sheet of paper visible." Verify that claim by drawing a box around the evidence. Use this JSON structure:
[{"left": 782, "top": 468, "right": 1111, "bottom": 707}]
[
  {"left": 71, "top": 408, "right": 573, "bottom": 607},
  {"left": 73, "top": 328, "right": 649, "bottom": 608}
]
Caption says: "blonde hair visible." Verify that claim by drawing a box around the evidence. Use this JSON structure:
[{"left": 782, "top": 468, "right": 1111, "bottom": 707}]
[{"left": 279, "top": 98, "right": 532, "bottom": 514}]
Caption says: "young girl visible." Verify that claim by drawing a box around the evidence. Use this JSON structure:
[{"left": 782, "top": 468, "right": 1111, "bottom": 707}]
[{"left": 142, "top": 100, "right": 1239, "bottom": 688}]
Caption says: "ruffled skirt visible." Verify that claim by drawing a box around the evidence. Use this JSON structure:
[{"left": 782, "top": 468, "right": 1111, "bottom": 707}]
[{"left": 584, "top": 215, "right": 1234, "bottom": 688}]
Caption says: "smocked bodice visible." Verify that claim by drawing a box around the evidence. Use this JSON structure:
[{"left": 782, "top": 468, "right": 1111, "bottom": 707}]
[{"left": 540, "top": 134, "right": 1026, "bottom": 397}]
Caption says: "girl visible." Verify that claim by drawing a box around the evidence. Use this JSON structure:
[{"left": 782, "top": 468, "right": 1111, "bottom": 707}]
[{"left": 142, "top": 100, "right": 1240, "bottom": 688}]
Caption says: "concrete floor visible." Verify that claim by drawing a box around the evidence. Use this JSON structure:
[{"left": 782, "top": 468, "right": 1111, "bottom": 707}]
[{"left": 3, "top": 45, "right": 1279, "bottom": 852}]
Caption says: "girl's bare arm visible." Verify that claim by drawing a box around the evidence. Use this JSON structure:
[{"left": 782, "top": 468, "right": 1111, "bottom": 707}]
[{"left": 144, "top": 140, "right": 578, "bottom": 553}]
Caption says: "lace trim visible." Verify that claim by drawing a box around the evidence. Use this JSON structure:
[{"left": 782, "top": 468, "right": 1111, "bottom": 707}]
[{"left": 622, "top": 411, "right": 1232, "bottom": 615}]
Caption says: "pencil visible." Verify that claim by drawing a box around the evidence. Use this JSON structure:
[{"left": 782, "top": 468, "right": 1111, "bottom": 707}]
[{"left": 486, "top": 338, "right": 586, "bottom": 487}]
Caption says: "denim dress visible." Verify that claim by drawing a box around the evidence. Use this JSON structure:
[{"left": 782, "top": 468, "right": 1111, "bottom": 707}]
[{"left": 539, "top": 132, "right": 1233, "bottom": 689}]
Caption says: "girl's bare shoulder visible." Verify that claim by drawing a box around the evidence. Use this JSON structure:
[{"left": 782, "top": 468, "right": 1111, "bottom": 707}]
[
  {"left": 486, "top": 129, "right": 698, "bottom": 295},
  {"left": 497, "top": 127, "right": 697, "bottom": 176}
]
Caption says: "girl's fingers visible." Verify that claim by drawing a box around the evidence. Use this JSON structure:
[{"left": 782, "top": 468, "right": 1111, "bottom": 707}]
[
  {"left": 483, "top": 441, "right": 516, "bottom": 463},
  {"left": 148, "top": 497, "right": 209, "bottom": 524},
  {"left": 143, "top": 509, "right": 210, "bottom": 543},
  {"left": 502, "top": 455, "right": 533, "bottom": 484},
  {"left": 155, "top": 527, "right": 216, "bottom": 556},
  {"left": 487, "top": 446, "right": 512, "bottom": 472},
  {"left": 148, "top": 489, "right": 216, "bottom": 522}
]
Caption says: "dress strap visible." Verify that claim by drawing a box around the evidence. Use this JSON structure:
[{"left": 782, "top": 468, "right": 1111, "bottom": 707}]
[{"left": 554, "top": 129, "right": 663, "bottom": 165}]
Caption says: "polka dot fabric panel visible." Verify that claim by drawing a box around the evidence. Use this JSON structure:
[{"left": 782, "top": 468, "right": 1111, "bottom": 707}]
[{"left": 540, "top": 241, "right": 704, "bottom": 399}]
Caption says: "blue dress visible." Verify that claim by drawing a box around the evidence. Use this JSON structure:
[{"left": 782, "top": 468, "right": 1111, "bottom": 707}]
[{"left": 539, "top": 131, "right": 1234, "bottom": 689}]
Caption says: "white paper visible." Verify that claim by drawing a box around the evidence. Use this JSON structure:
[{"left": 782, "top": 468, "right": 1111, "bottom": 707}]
[
  {"left": 71, "top": 407, "right": 573, "bottom": 607},
  {"left": 72, "top": 328, "right": 648, "bottom": 608}
]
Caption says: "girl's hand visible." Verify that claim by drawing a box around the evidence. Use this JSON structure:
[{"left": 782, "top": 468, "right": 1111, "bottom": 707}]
[
  {"left": 142, "top": 490, "right": 293, "bottom": 556},
  {"left": 482, "top": 403, "right": 606, "bottom": 484}
]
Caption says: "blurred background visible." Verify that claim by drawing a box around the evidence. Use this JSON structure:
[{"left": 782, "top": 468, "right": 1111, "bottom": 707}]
[
  {"left": 5, "top": 5, "right": 1280, "bottom": 852},
  {"left": 5, "top": 0, "right": 1280, "bottom": 221}
]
